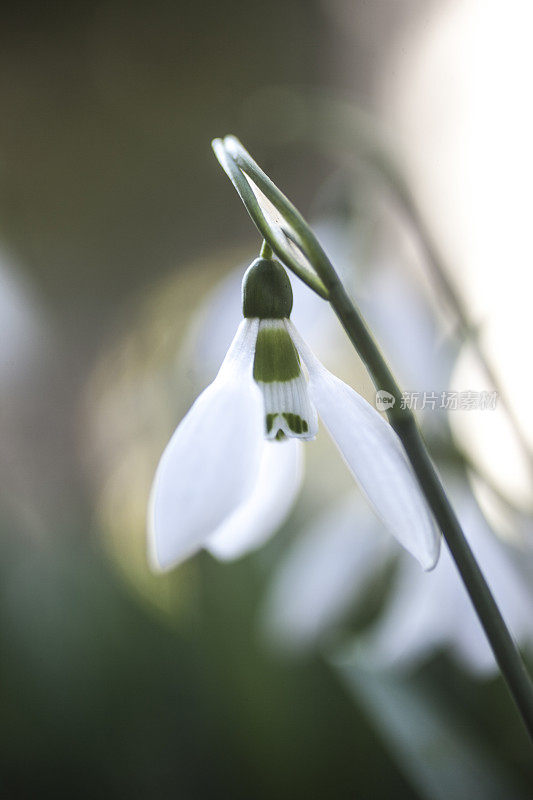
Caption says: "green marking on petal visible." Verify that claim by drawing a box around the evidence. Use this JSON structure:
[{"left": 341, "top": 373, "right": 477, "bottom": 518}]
[
  {"left": 253, "top": 324, "right": 301, "bottom": 383},
  {"left": 275, "top": 429, "right": 287, "bottom": 441},
  {"left": 265, "top": 411, "right": 310, "bottom": 438},
  {"left": 282, "top": 413, "right": 307, "bottom": 434}
]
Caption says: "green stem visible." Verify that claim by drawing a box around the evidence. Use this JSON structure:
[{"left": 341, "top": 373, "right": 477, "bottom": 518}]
[
  {"left": 260, "top": 240, "right": 273, "bottom": 259},
  {"left": 212, "top": 135, "right": 533, "bottom": 742}
]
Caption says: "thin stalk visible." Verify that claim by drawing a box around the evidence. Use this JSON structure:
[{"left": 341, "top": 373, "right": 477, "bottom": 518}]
[
  {"left": 212, "top": 136, "right": 533, "bottom": 741},
  {"left": 260, "top": 240, "right": 273, "bottom": 259}
]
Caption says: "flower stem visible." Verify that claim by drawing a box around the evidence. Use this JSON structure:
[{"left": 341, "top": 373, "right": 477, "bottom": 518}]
[
  {"left": 212, "top": 135, "right": 533, "bottom": 741},
  {"left": 260, "top": 240, "right": 273, "bottom": 259}
]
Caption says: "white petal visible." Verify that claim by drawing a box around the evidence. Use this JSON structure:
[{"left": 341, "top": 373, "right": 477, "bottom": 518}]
[
  {"left": 288, "top": 321, "right": 440, "bottom": 570},
  {"left": 149, "top": 319, "right": 263, "bottom": 571},
  {"left": 206, "top": 438, "right": 303, "bottom": 560}
]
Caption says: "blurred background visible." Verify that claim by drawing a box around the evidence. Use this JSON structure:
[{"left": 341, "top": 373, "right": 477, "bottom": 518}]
[{"left": 1, "top": 1, "right": 533, "bottom": 797}]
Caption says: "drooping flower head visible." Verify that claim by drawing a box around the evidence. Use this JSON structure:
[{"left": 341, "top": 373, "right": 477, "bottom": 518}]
[
  {"left": 149, "top": 256, "right": 440, "bottom": 572},
  {"left": 242, "top": 257, "right": 317, "bottom": 443}
]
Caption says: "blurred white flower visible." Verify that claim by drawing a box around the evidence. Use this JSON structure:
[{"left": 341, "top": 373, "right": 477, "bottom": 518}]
[
  {"left": 148, "top": 256, "right": 439, "bottom": 572},
  {"left": 263, "top": 481, "right": 533, "bottom": 674},
  {"left": 363, "top": 483, "right": 533, "bottom": 674},
  {"left": 262, "top": 495, "right": 394, "bottom": 651}
]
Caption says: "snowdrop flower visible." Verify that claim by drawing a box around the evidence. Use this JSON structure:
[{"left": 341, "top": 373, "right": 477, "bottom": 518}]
[{"left": 149, "top": 256, "right": 440, "bottom": 572}]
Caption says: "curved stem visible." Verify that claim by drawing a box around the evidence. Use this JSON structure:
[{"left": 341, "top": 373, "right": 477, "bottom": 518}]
[
  {"left": 212, "top": 138, "right": 329, "bottom": 299},
  {"left": 212, "top": 136, "right": 533, "bottom": 741}
]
